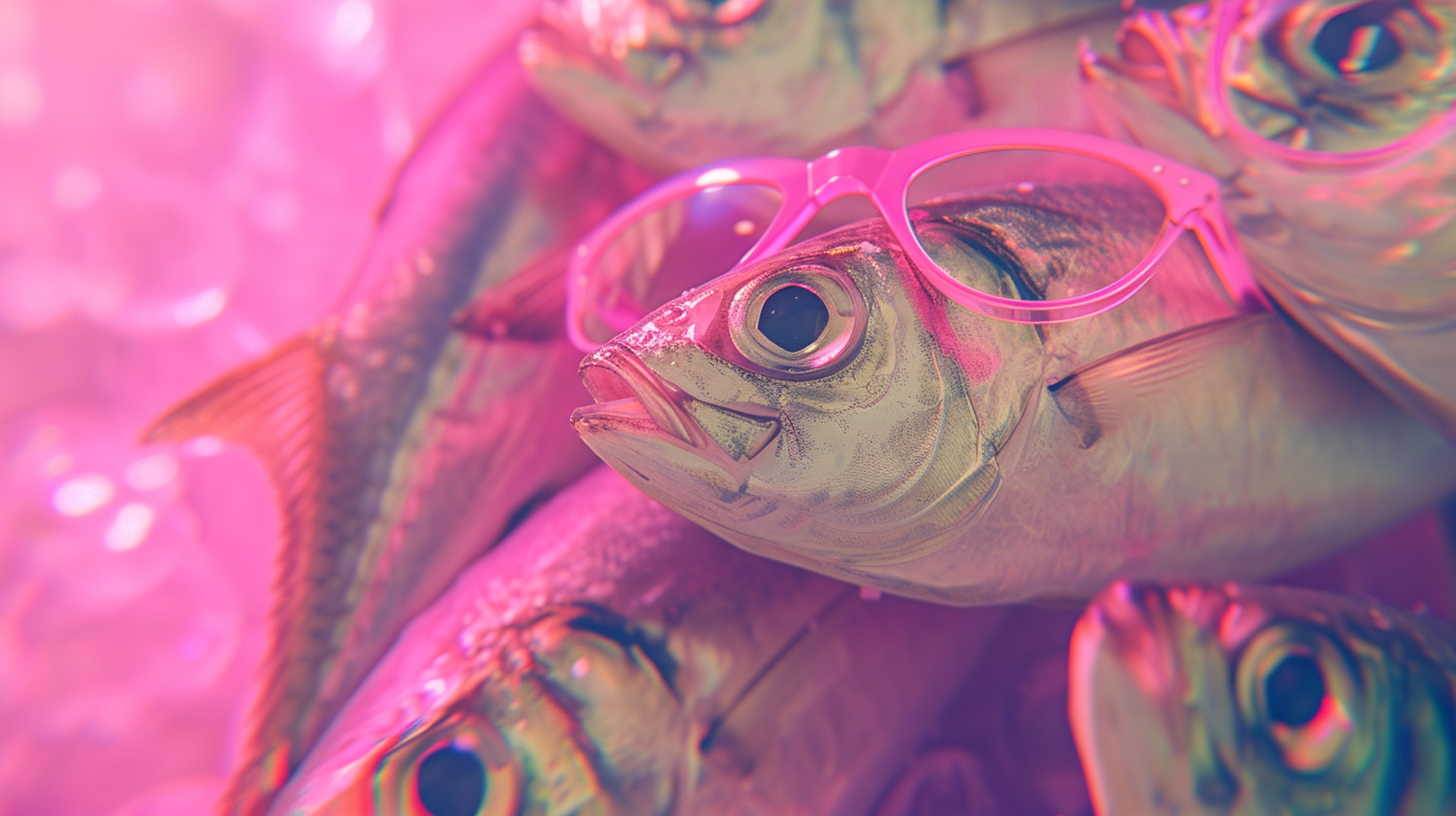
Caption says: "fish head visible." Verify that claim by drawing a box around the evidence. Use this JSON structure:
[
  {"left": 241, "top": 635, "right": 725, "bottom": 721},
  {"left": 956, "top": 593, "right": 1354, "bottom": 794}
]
[
  {"left": 571, "top": 176, "right": 1193, "bottom": 581},
  {"left": 518, "top": 0, "right": 944, "bottom": 171},
  {"left": 267, "top": 604, "right": 690, "bottom": 816},
  {"left": 1084, "top": 1, "right": 1456, "bottom": 159},
  {"left": 1071, "top": 580, "right": 1456, "bottom": 816}
]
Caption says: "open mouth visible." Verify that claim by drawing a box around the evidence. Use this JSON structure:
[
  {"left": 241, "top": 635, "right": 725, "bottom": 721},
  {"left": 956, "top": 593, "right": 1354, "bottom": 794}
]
[
  {"left": 576, "top": 344, "right": 702, "bottom": 447},
  {"left": 573, "top": 344, "right": 782, "bottom": 463}
]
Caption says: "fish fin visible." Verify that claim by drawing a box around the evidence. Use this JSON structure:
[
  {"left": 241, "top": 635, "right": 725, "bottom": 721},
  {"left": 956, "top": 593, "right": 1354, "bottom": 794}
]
[
  {"left": 142, "top": 336, "right": 326, "bottom": 537},
  {"left": 143, "top": 336, "right": 327, "bottom": 816},
  {"left": 1048, "top": 314, "right": 1274, "bottom": 448},
  {"left": 453, "top": 246, "right": 571, "bottom": 342}
]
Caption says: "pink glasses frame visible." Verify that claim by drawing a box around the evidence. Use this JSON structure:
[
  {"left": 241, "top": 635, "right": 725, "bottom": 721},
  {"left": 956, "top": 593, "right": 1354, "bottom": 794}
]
[
  {"left": 1208, "top": 0, "right": 1456, "bottom": 169},
  {"left": 566, "top": 127, "right": 1268, "bottom": 353}
]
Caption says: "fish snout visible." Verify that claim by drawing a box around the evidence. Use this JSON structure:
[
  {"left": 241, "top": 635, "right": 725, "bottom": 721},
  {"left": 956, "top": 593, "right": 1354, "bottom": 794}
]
[
  {"left": 574, "top": 343, "right": 782, "bottom": 466},
  {"left": 577, "top": 343, "right": 700, "bottom": 447}
]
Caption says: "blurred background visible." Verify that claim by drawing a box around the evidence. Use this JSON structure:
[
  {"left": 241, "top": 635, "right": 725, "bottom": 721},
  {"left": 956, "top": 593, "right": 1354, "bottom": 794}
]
[{"left": 0, "top": 2, "right": 532, "bottom": 813}]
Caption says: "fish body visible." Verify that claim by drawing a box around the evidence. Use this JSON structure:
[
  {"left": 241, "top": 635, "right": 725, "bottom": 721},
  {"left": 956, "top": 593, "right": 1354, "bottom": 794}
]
[
  {"left": 520, "top": 0, "right": 1126, "bottom": 172},
  {"left": 572, "top": 184, "right": 1456, "bottom": 604},
  {"left": 1070, "top": 580, "right": 1456, "bottom": 815},
  {"left": 269, "top": 465, "right": 1006, "bottom": 816},
  {"left": 1081, "top": 1, "right": 1456, "bottom": 442},
  {"left": 147, "top": 51, "right": 647, "bottom": 814}
]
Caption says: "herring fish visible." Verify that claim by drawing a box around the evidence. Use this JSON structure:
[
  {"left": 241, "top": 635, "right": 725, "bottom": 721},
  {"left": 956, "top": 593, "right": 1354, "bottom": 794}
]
[
  {"left": 1070, "top": 580, "right": 1456, "bottom": 815},
  {"left": 571, "top": 182, "right": 1456, "bottom": 604},
  {"left": 267, "top": 465, "right": 1006, "bottom": 816},
  {"left": 1080, "top": 1, "right": 1456, "bottom": 442},
  {"left": 145, "top": 50, "right": 646, "bottom": 815},
  {"left": 519, "top": 0, "right": 1126, "bottom": 172}
]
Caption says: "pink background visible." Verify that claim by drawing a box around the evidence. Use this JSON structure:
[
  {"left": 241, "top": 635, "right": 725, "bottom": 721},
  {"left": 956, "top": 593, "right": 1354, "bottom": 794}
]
[{"left": 0, "top": 3, "right": 534, "bottom": 813}]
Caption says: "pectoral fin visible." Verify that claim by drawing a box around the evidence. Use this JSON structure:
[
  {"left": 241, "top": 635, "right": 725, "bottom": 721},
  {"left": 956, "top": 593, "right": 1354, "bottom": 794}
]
[
  {"left": 452, "top": 246, "right": 570, "bottom": 342},
  {"left": 1049, "top": 314, "right": 1279, "bottom": 448}
]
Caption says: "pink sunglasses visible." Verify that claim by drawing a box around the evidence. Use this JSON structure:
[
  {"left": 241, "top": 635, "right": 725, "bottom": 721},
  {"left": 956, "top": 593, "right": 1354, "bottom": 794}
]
[
  {"left": 566, "top": 127, "right": 1270, "bottom": 353},
  {"left": 1208, "top": 0, "right": 1456, "bottom": 169}
]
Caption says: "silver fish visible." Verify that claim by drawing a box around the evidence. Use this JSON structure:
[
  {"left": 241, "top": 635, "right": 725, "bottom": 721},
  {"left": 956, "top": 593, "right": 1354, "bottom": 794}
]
[
  {"left": 1071, "top": 580, "right": 1456, "bottom": 815},
  {"left": 267, "top": 465, "right": 1006, "bottom": 816},
  {"left": 571, "top": 183, "right": 1456, "bottom": 604},
  {"left": 1080, "top": 1, "right": 1456, "bottom": 442},
  {"left": 519, "top": 0, "right": 1126, "bottom": 172},
  {"left": 145, "top": 51, "right": 646, "bottom": 815}
]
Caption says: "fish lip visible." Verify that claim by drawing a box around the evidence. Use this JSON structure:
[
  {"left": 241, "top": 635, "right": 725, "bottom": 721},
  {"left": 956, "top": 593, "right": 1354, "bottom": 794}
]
[{"left": 576, "top": 343, "right": 705, "bottom": 449}]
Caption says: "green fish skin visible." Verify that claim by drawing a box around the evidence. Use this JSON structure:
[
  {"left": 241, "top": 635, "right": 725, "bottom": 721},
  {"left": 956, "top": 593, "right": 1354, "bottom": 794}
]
[
  {"left": 1080, "top": 2, "right": 1456, "bottom": 443},
  {"left": 1071, "top": 580, "right": 1456, "bottom": 816},
  {"left": 571, "top": 184, "right": 1456, "bottom": 604},
  {"left": 519, "top": 0, "right": 1126, "bottom": 172},
  {"left": 267, "top": 465, "right": 1007, "bottom": 816},
  {"left": 145, "top": 51, "right": 647, "bottom": 816}
]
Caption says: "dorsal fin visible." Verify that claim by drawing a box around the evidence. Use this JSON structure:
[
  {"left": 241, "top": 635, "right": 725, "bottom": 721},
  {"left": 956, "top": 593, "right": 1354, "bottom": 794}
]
[
  {"left": 452, "top": 246, "right": 571, "bottom": 342},
  {"left": 141, "top": 335, "right": 327, "bottom": 816},
  {"left": 1049, "top": 314, "right": 1276, "bottom": 448}
]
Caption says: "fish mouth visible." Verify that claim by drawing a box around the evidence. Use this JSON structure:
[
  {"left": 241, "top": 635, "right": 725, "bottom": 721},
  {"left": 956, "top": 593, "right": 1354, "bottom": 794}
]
[
  {"left": 573, "top": 344, "right": 781, "bottom": 464},
  {"left": 576, "top": 343, "right": 701, "bottom": 447}
]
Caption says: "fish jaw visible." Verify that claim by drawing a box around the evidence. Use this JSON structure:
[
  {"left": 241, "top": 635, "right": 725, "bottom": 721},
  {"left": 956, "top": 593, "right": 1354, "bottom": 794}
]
[
  {"left": 574, "top": 341, "right": 780, "bottom": 479},
  {"left": 1071, "top": 582, "right": 1246, "bottom": 816}
]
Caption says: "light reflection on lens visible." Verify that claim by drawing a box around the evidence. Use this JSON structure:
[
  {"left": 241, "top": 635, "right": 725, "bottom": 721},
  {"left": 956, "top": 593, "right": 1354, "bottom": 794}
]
[{"left": 581, "top": 182, "right": 782, "bottom": 344}]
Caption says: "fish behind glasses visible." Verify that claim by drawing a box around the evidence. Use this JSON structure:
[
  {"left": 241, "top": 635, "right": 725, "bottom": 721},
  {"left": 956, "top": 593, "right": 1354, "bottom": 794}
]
[
  {"left": 571, "top": 175, "right": 1456, "bottom": 604},
  {"left": 267, "top": 465, "right": 1007, "bottom": 816},
  {"left": 1080, "top": 0, "right": 1456, "bottom": 442},
  {"left": 1070, "top": 580, "right": 1456, "bottom": 815},
  {"left": 143, "top": 46, "right": 648, "bottom": 815},
  {"left": 520, "top": 0, "right": 1126, "bottom": 172}
]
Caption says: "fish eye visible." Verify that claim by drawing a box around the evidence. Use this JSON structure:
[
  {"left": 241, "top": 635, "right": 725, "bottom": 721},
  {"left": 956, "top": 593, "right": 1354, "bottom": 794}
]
[
  {"left": 727, "top": 265, "right": 866, "bottom": 380},
  {"left": 1264, "top": 653, "right": 1326, "bottom": 726},
  {"left": 757, "top": 285, "right": 829, "bottom": 352},
  {"left": 1236, "top": 625, "right": 1359, "bottom": 774},
  {"left": 416, "top": 744, "right": 485, "bottom": 816},
  {"left": 373, "top": 715, "right": 521, "bottom": 816},
  {"left": 1311, "top": 1, "right": 1405, "bottom": 74}
]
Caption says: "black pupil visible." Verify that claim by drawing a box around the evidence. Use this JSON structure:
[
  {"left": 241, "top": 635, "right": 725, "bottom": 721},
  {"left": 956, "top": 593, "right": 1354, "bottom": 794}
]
[
  {"left": 1313, "top": 1, "right": 1404, "bottom": 74},
  {"left": 1265, "top": 654, "right": 1327, "bottom": 727},
  {"left": 757, "top": 285, "right": 829, "bottom": 353},
  {"left": 416, "top": 745, "right": 486, "bottom": 816}
]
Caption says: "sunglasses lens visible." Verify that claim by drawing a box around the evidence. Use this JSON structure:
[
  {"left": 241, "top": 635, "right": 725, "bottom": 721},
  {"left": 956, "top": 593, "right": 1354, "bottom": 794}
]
[
  {"left": 576, "top": 183, "right": 782, "bottom": 346},
  {"left": 1221, "top": 0, "right": 1456, "bottom": 155},
  {"left": 906, "top": 149, "right": 1168, "bottom": 303}
]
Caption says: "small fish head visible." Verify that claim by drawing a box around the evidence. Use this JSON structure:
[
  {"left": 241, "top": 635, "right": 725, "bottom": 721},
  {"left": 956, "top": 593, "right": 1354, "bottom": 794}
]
[
  {"left": 520, "top": 0, "right": 944, "bottom": 170},
  {"left": 269, "top": 608, "right": 688, "bottom": 816},
  {"left": 1073, "top": 581, "right": 1453, "bottom": 816},
  {"left": 572, "top": 221, "right": 1020, "bottom": 576}
]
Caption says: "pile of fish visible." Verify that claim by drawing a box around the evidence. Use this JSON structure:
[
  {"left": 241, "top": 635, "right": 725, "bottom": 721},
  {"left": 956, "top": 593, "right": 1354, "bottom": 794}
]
[{"left": 144, "top": 0, "right": 1456, "bottom": 814}]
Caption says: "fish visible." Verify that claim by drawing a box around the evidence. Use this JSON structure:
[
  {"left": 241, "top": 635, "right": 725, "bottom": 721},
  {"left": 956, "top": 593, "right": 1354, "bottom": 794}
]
[
  {"left": 1069, "top": 579, "right": 1456, "bottom": 815},
  {"left": 143, "top": 49, "right": 650, "bottom": 815},
  {"left": 518, "top": 0, "right": 1127, "bottom": 172},
  {"left": 266, "top": 465, "right": 1007, "bottom": 816},
  {"left": 570, "top": 181, "right": 1456, "bottom": 605},
  {"left": 1079, "top": 1, "right": 1456, "bottom": 442}
]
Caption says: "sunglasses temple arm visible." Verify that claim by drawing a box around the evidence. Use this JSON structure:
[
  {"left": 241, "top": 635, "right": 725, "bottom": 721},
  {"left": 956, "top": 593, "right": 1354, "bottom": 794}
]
[{"left": 1183, "top": 206, "right": 1276, "bottom": 314}]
